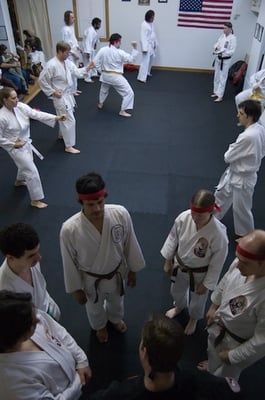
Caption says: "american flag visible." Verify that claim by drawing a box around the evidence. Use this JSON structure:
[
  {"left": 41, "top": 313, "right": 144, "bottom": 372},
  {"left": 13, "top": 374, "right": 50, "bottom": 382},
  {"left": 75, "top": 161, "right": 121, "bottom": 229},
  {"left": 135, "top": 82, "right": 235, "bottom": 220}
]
[{"left": 177, "top": 0, "right": 234, "bottom": 29}]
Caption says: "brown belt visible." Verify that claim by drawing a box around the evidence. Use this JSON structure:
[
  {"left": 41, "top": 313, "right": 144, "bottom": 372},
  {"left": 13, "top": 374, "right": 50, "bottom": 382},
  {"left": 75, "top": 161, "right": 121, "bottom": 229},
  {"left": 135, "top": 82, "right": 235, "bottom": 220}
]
[
  {"left": 214, "top": 319, "right": 247, "bottom": 347},
  {"left": 173, "top": 252, "right": 208, "bottom": 292},
  {"left": 84, "top": 261, "right": 123, "bottom": 303}
]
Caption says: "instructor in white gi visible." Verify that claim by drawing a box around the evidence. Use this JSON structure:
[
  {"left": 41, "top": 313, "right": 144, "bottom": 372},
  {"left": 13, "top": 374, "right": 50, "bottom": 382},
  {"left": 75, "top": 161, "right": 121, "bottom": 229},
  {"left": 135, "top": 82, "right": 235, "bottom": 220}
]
[
  {"left": 83, "top": 17, "right": 101, "bottom": 83},
  {"left": 39, "top": 41, "right": 91, "bottom": 154},
  {"left": 198, "top": 230, "right": 265, "bottom": 380},
  {"left": 60, "top": 172, "right": 145, "bottom": 343},
  {"left": 215, "top": 99, "right": 265, "bottom": 237},
  {"left": 91, "top": 33, "right": 138, "bottom": 117},
  {"left": 0, "top": 291, "right": 91, "bottom": 399},
  {"left": 161, "top": 190, "right": 228, "bottom": 336},
  {"left": 0, "top": 87, "right": 66, "bottom": 208}
]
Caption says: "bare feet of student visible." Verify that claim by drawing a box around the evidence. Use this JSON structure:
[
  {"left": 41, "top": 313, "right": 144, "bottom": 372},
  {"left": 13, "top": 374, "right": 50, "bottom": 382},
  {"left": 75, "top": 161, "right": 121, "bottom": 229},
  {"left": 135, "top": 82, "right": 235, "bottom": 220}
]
[
  {"left": 74, "top": 90, "right": 82, "bottom": 96},
  {"left": 96, "top": 327, "right": 109, "bottom": 343},
  {"left": 119, "top": 110, "right": 132, "bottom": 118},
  {"left": 184, "top": 318, "right": 197, "bottom": 335},
  {"left": 111, "top": 320, "right": 127, "bottom": 333},
  {"left": 197, "top": 360, "right": 209, "bottom": 371},
  {"left": 214, "top": 97, "right": 223, "bottom": 102},
  {"left": 31, "top": 200, "right": 48, "bottom": 209},
  {"left": 14, "top": 180, "right": 27, "bottom": 187},
  {"left": 65, "top": 146, "right": 80, "bottom": 154},
  {"left": 165, "top": 306, "right": 183, "bottom": 319},
  {"left": 97, "top": 103, "right": 104, "bottom": 109}
]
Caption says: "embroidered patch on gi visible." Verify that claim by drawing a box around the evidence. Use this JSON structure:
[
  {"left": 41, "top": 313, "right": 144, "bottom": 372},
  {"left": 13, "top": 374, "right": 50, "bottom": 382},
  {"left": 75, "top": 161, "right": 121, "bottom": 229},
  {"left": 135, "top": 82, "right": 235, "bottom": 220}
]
[
  {"left": 229, "top": 295, "right": 247, "bottom": 315},
  {"left": 194, "top": 237, "right": 208, "bottom": 258},
  {"left": 111, "top": 224, "right": 124, "bottom": 243}
]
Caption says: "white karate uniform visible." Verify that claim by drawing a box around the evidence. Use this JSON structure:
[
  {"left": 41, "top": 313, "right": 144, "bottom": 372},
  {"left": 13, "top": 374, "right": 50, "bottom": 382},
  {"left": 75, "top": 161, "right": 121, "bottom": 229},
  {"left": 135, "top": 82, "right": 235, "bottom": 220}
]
[
  {"left": 0, "top": 259, "right": 60, "bottom": 321},
  {"left": 39, "top": 57, "right": 87, "bottom": 147},
  {"left": 207, "top": 259, "right": 265, "bottom": 380},
  {"left": 0, "top": 309, "right": 88, "bottom": 400},
  {"left": 213, "top": 33, "right": 237, "bottom": 98},
  {"left": 0, "top": 102, "right": 57, "bottom": 201},
  {"left": 161, "top": 210, "right": 228, "bottom": 320},
  {"left": 235, "top": 69, "right": 265, "bottom": 109},
  {"left": 61, "top": 24, "right": 82, "bottom": 92},
  {"left": 137, "top": 20, "right": 158, "bottom": 82},
  {"left": 215, "top": 122, "right": 265, "bottom": 236},
  {"left": 82, "top": 25, "right": 99, "bottom": 80},
  {"left": 93, "top": 45, "right": 138, "bottom": 111},
  {"left": 60, "top": 205, "right": 145, "bottom": 330}
]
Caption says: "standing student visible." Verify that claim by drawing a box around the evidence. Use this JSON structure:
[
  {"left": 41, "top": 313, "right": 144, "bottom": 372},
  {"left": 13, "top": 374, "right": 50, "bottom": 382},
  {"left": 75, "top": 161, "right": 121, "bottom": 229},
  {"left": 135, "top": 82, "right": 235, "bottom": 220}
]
[
  {"left": 215, "top": 100, "right": 265, "bottom": 237},
  {"left": 39, "top": 41, "right": 90, "bottom": 154},
  {"left": 211, "top": 22, "right": 237, "bottom": 102},
  {"left": 161, "top": 189, "right": 228, "bottom": 335},
  {"left": 83, "top": 17, "right": 101, "bottom": 83},
  {"left": 0, "top": 87, "right": 66, "bottom": 208},
  {"left": 91, "top": 33, "right": 138, "bottom": 117},
  {"left": 137, "top": 10, "right": 158, "bottom": 84},
  {"left": 60, "top": 172, "right": 145, "bottom": 343},
  {"left": 0, "top": 222, "right": 60, "bottom": 321}
]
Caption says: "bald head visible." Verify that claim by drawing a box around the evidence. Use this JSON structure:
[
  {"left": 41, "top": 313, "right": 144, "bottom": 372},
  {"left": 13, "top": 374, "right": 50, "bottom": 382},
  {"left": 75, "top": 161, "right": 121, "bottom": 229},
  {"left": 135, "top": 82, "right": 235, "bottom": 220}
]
[{"left": 236, "top": 230, "right": 265, "bottom": 278}]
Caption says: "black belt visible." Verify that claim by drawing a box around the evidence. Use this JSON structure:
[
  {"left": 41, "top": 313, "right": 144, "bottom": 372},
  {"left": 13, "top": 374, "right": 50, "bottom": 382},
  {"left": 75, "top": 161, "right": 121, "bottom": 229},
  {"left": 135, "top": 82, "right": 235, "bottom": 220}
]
[
  {"left": 214, "top": 320, "right": 247, "bottom": 347},
  {"left": 173, "top": 252, "right": 208, "bottom": 292},
  {"left": 217, "top": 55, "right": 231, "bottom": 71},
  {"left": 84, "top": 261, "right": 123, "bottom": 303}
]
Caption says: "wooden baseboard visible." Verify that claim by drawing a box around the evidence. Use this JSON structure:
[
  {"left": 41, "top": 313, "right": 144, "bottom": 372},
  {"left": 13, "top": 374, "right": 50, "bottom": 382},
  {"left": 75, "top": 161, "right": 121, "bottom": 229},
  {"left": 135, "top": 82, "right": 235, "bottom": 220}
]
[{"left": 23, "top": 80, "right": 41, "bottom": 104}]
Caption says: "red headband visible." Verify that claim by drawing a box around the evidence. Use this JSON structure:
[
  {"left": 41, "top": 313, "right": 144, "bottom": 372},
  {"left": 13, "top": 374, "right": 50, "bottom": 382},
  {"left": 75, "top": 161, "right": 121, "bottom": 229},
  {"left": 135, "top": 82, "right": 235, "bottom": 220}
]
[
  {"left": 78, "top": 189, "right": 106, "bottom": 200},
  {"left": 190, "top": 203, "right": 221, "bottom": 213},
  {"left": 236, "top": 244, "right": 265, "bottom": 261}
]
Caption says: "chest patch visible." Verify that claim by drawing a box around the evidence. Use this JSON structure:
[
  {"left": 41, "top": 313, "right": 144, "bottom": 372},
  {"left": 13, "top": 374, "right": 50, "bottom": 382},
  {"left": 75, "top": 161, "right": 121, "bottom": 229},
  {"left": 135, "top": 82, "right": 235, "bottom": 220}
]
[
  {"left": 193, "top": 237, "right": 208, "bottom": 258},
  {"left": 229, "top": 295, "right": 247, "bottom": 315},
  {"left": 111, "top": 224, "right": 124, "bottom": 243}
]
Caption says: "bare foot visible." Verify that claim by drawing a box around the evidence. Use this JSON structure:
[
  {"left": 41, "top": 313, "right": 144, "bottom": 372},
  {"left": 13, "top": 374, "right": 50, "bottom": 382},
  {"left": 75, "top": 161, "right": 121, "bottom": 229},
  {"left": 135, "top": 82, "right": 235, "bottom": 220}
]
[
  {"left": 119, "top": 110, "right": 132, "bottom": 118},
  {"left": 96, "top": 327, "right": 109, "bottom": 343},
  {"left": 111, "top": 320, "right": 127, "bottom": 333},
  {"left": 58, "top": 134, "right": 63, "bottom": 140},
  {"left": 74, "top": 90, "right": 82, "bottom": 96},
  {"left": 210, "top": 93, "right": 217, "bottom": 98},
  {"left": 31, "top": 200, "right": 48, "bottom": 209},
  {"left": 97, "top": 103, "right": 104, "bottom": 109},
  {"left": 165, "top": 306, "right": 183, "bottom": 319},
  {"left": 197, "top": 360, "right": 209, "bottom": 371},
  {"left": 14, "top": 180, "right": 27, "bottom": 187},
  {"left": 214, "top": 97, "right": 223, "bottom": 103},
  {"left": 65, "top": 147, "right": 80, "bottom": 154},
  {"left": 184, "top": 318, "right": 197, "bottom": 335}
]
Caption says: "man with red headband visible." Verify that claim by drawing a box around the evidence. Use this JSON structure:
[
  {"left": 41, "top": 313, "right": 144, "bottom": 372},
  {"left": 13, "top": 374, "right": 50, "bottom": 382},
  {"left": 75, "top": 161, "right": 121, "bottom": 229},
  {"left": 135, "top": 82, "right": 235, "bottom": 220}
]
[
  {"left": 161, "top": 189, "right": 228, "bottom": 336},
  {"left": 90, "top": 33, "right": 138, "bottom": 117},
  {"left": 60, "top": 172, "right": 145, "bottom": 343},
  {"left": 198, "top": 229, "right": 265, "bottom": 379}
]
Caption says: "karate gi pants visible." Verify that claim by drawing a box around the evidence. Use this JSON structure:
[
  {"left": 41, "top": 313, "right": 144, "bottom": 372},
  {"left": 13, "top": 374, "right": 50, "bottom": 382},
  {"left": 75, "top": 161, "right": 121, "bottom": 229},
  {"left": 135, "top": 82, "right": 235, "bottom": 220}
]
[
  {"left": 170, "top": 269, "right": 208, "bottom": 320},
  {"left": 137, "top": 51, "right": 155, "bottom": 82},
  {"left": 99, "top": 73, "right": 134, "bottom": 111},
  {"left": 9, "top": 142, "right": 44, "bottom": 200},
  {"left": 84, "top": 275, "right": 124, "bottom": 331},
  {"left": 213, "top": 59, "right": 231, "bottom": 98},
  {"left": 207, "top": 323, "right": 244, "bottom": 380},
  {"left": 53, "top": 99, "right": 76, "bottom": 147},
  {"left": 215, "top": 175, "right": 255, "bottom": 236}
]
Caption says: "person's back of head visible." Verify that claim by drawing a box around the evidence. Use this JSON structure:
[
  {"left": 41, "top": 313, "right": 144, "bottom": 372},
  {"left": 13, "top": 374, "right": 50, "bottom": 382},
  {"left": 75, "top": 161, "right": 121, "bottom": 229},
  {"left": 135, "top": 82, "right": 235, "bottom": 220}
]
[
  {"left": 109, "top": 33, "right": 122, "bottom": 46},
  {"left": 76, "top": 172, "right": 107, "bottom": 204},
  {"left": 140, "top": 315, "right": 184, "bottom": 375},
  {"left": 0, "top": 222, "right": 39, "bottom": 258},
  {"left": 0, "top": 290, "right": 33, "bottom": 353}
]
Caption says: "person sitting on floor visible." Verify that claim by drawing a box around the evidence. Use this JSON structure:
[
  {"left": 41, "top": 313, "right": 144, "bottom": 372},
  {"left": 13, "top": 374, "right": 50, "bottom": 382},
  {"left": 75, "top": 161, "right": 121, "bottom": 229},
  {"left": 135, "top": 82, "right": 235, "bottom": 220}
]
[
  {"left": 0, "top": 44, "right": 29, "bottom": 94},
  {"left": 0, "top": 290, "right": 92, "bottom": 399},
  {"left": 90, "top": 314, "right": 242, "bottom": 399}
]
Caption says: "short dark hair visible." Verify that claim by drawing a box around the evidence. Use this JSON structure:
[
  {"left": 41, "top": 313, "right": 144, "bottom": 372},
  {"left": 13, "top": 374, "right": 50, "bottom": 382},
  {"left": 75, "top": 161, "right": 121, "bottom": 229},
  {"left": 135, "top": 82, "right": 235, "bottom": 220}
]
[
  {"left": 145, "top": 10, "right": 155, "bottom": 22},
  {"left": 191, "top": 189, "right": 215, "bottom": 209},
  {"left": 92, "top": 17, "right": 101, "bottom": 27},
  {"left": 56, "top": 41, "right": 71, "bottom": 53},
  {"left": 0, "top": 222, "right": 39, "bottom": 258},
  {"left": 76, "top": 172, "right": 107, "bottom": 204},
  {"left": 238, "top": 99, "right": 262, "bottom": 122},
  {"left": 0, "top": 44, "right": 7, "bottom": 54},
  {"left": 141, "top": 315, "right": 184, "bottom": 374},
  {"left": 0, "top": 291, "right": 33, "bottom": 352},
  {"left": 64, "top": 10, "right": 73, "bottom": 25},
  {"left": 224, "top": 21, "right": 232, "bottom": 29},
  {"left": 109, "top": 33, "right": 122, "bottom": 45}
]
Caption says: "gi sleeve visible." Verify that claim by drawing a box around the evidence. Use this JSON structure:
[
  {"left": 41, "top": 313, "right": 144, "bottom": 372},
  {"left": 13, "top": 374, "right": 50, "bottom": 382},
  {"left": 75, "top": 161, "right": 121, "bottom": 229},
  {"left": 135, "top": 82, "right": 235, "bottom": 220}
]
[
  {"left": 160, "top": 218, "right": 180, "bottom": 260},
  {"left": 211, "top": 259, "right": 238, "bottom": 306}
]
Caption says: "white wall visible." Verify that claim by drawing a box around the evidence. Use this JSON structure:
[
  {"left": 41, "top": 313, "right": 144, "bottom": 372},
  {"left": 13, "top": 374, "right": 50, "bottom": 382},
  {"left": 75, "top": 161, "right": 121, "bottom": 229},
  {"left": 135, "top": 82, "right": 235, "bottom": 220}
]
[{"left": 45, "top": 0, "right": 259, "bottom": 71}]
